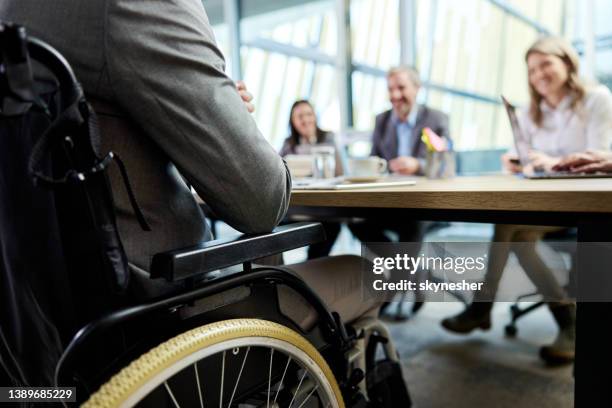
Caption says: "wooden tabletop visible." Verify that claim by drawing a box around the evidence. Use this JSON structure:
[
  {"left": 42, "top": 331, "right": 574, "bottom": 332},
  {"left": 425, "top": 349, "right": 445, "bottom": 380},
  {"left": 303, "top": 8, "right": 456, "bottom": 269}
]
[{"left": 289, "top": 175, "right": 612, "bottom": 213}]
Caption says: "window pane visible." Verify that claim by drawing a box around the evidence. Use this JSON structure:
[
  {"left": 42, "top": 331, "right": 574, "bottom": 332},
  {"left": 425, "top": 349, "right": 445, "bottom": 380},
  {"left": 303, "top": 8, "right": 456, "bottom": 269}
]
[
  {"left": 538, "top": 0, "right": 564, "bottom": 34},
  {"left": 427, "top": 90, "right": 500, "bottom": 150},
  {"left": 429, "top": 0, "right": 504, "bottom": 97},
  {"left": 350, "top": 0, "right": 400, "bottom": 69},
  {"left": 500, "top": 18, "right": 538, "bottom": 106},
  {"left": 241, "top": 47, "right": 339, "bottom": 148},
  {"left": 415, "top": 0, "right": 434, "bottom": 75},
  {"left": 310, "top": 64, "right": 341, "bottom": 134},
  {"left": 240, "top": 0, "right": 337, "bottom": 56},
  {"left": 507, "top": 0, "right": 538, "bottom": 20},
  {"left": 352, "top": 72, "right": 389, "bottom": 131},
  {"left": 596, "top": 49, "right": 612, "bottom": 90},
  {"left": 595, "top": 0, "right": 612, "bottom": 36}
]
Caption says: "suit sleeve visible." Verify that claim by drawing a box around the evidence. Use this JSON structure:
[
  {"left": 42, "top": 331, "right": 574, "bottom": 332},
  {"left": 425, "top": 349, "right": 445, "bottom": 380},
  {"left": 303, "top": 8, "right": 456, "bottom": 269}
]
[
  {"left": 105, "top": 0, "right": 290, "bottom": 233},
  {"left": 370, "top": 114, "right": 384, "bottom": 157}
]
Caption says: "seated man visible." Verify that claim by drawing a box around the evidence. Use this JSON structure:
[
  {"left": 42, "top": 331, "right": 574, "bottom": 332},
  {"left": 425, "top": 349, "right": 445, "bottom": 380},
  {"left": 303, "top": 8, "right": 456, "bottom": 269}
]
[
  {"left": 0, "top": 0, "right": 377, "bottom": 323},
  {"left": 349, "top": 66, "right": 451, "bottom": 245}
]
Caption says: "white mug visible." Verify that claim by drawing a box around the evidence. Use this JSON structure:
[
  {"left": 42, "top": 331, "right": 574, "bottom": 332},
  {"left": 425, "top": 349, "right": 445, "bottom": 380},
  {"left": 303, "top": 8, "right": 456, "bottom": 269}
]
[{"left": 347, "top": 157, "right": 387, "bottom": 178}]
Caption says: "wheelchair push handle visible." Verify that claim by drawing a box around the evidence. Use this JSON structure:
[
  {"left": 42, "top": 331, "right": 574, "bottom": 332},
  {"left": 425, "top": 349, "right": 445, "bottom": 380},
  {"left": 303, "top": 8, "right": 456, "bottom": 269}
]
[{"left": 1, "top": 22, "right": 83, "bottom": 112}]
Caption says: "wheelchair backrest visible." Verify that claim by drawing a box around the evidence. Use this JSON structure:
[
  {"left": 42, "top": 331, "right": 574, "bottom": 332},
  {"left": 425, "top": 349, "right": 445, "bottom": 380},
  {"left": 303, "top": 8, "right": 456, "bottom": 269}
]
[{"left": 0, "top": 22, "right": 134, "bottom": 386}]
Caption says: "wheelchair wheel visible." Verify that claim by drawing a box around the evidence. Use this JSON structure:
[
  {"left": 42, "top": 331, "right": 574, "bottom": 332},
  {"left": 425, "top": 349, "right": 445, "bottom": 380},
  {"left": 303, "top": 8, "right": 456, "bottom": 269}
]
[{"left": 83, "top": 319, "right": 344, "bottom": 408}]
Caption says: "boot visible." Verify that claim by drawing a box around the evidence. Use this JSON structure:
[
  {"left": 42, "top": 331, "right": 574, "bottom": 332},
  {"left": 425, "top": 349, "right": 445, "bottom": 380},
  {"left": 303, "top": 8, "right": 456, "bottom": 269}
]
[
  {"left": 441, "top": 302, "right": 492, "bottom": 334},
  {"left": 540, "top": 303, "right": 576, "bottom": 365}
]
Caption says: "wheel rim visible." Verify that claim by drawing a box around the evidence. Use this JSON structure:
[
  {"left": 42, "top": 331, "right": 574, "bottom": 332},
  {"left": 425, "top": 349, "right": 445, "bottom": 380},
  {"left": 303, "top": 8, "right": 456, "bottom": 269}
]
[{"left": 83, "top": 319, "right": 344, "bottom": 408}]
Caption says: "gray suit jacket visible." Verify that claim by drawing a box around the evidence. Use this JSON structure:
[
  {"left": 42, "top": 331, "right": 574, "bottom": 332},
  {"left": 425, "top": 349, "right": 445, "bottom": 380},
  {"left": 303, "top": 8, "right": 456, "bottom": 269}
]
[
  {"left": 370, "top": 106, "right": 450, "bottom": 173},
  {"left": 1, "top": 0, "right": 291, "bottom": 272}
]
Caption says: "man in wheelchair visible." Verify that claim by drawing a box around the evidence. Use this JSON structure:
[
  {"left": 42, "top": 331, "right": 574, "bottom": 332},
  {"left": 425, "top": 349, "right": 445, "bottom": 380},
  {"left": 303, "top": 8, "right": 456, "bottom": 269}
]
[{"left": 0, "top": 2, "right": 410, "bottom": 407}]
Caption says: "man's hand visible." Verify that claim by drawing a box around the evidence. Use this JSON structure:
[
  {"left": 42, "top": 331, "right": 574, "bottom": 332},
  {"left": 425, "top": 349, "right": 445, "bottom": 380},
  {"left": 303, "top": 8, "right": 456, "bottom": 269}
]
[
  {"left": 236, "top": 80, "right": 255, "bottom": 113},
  {"left": 389, "top": 156, "right": 419, "bottom": 175},
  {"left": 528, "top": 151, "right": 559, "bottom": 172}
]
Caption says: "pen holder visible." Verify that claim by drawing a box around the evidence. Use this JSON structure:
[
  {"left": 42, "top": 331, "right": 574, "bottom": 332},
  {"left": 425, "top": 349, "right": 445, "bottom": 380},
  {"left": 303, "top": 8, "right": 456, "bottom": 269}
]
[{"left": 425, "top": 151, "right": 456, "bottom": 179}]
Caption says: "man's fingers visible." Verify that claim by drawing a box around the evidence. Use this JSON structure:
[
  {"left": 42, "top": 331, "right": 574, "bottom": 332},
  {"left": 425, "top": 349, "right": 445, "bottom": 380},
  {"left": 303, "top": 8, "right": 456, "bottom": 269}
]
[
  {"left": 239, "top": 90, "right": 253, "bottom": 102},
  {"left": 235, "top": 81, "right": 254, "bottom": 112}
]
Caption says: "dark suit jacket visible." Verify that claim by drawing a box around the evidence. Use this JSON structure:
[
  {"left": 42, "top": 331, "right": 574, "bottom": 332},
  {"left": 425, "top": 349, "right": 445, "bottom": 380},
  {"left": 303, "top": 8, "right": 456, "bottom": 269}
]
[
  {"left": 370, "top": 106, "right": 450, "bottom": 173},
  {"left": 1, "top": 0, "right": 291, "bottom": 272}
]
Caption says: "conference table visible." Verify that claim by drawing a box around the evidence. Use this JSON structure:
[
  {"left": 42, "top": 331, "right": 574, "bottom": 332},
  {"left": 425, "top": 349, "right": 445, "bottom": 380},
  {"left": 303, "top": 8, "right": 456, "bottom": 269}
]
[{"left": 289, "top": 174, "right": 612, "bottom": 406}]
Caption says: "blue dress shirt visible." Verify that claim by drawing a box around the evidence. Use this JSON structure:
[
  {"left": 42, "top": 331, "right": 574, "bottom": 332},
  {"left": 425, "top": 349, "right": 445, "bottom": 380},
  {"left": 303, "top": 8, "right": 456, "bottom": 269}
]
[{"left": 394, "top": 106, "right": 419, "bottom": 157}]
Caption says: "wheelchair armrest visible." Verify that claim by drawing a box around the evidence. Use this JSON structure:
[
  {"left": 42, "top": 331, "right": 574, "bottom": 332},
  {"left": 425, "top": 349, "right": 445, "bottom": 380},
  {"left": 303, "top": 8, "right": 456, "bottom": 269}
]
[{"left": 150, "top": 222, "right": 325, "bottom": 282}]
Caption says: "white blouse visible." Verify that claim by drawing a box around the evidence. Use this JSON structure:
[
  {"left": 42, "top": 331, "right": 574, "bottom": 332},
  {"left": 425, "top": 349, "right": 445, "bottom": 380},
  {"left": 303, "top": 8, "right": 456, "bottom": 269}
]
[{"left": 515, "top": 84, "right": 612, "bottom": 157}]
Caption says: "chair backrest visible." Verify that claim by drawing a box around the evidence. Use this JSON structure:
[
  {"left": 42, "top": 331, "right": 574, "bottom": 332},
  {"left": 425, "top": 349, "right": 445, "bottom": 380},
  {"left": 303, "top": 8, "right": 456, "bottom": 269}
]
[{"left": 0, "top": 23, "right": 133, "bottom": 386}]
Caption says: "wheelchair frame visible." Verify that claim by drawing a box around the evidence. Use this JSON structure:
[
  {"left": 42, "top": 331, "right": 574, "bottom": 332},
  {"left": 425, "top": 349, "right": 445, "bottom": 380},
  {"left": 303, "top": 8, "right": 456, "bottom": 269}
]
[
  {"left": 1, "top": 24, "right": 408, "bottom": 407},
  {"left": 55, "top": 222, "right": 372, "bottom": 405}
]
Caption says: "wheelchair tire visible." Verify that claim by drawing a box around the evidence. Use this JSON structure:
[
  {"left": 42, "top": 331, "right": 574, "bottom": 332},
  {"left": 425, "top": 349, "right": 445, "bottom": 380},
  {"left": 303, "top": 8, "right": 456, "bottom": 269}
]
[{"left": 83, "top": 318, "right": 344, "bottom": 408}]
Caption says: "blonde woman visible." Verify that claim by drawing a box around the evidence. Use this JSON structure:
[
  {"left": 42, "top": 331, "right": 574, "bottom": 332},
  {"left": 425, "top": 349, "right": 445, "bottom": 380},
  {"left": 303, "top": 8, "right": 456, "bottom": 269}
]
[{"left": 442, "top": 36, "right": 612, "bottom": 365}]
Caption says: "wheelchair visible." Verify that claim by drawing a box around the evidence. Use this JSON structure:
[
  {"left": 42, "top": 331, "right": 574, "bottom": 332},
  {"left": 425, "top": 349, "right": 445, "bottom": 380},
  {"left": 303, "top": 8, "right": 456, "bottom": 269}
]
[{"left": 0, "top": 23, "right": 410, "bottom": 407}]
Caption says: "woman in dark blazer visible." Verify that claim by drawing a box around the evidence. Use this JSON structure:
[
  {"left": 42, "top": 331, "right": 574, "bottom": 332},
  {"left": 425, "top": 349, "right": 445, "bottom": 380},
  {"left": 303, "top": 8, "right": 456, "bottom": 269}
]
[{"left": 280, "top": 100, "right": 342, "bottom": 259}]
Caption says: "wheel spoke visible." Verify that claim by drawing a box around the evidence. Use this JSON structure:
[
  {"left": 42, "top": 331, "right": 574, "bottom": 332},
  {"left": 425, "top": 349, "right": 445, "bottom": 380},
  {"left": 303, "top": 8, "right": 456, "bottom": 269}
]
[
  {"left": 273, "top": 356, "right": 292, "bottom": 406},
  {"left": 227, "top": 346, "right": 250, "bottom": 408},
  {"left": 164, "top": 381, "right": 181, "bottom": 408},
  {"left": 194, "top": 363, "right": 204, "bottom": 408},
  {"left": 267, "top": 349, "right": 274, "bottom": 408},
  {"left": 287, "top": 369, "right": 308, "bottom": 408},
  {"left": 219, "top": 350, "right": 226, "bottom": 408},
  {"left": 296, "top": 384, "right": 319, "bottom": 408}
]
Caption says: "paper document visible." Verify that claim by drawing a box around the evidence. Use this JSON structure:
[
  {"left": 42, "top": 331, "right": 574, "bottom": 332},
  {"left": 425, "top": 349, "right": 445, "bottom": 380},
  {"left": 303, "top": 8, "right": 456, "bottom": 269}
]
[{"left": 292, "top": 177, "right": 416, "bottom": 190}]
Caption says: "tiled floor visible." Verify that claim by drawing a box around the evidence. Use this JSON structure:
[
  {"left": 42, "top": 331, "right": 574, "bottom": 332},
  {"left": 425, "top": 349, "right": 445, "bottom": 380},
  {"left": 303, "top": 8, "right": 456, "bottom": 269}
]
[{"left": 387, "top": 301, "right": 574, "bottom": 407}]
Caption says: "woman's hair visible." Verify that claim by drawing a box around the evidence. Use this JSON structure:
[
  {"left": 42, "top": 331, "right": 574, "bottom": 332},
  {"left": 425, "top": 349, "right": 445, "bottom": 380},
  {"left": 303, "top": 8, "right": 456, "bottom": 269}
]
[
  {"left": 288, "top": 100, "right": 327, "bottom": 148},
  {"left": 525, "top": 36, "right": 586, "bottom": 127}
]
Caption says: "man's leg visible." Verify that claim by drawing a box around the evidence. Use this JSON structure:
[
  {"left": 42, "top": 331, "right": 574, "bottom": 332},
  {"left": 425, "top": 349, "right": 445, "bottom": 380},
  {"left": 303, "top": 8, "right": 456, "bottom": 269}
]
[
  {"left": 277, "top": 255, "right": 379, "bottom": 330},
  {"left": 307, "top": 222, "right": 341, "bottom": 259},
  {"left": 348, "top": 220, "right": 392, "bottom": 244}
]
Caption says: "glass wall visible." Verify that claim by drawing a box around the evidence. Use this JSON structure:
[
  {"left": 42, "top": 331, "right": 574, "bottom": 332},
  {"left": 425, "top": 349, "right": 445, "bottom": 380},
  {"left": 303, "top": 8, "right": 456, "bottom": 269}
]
[
  {"left": 240, "top": 0, "right": 339, "bottom": 148},
  {"left": 351, "top": 0, "right": 400, "bottom": 131},
  {"left": 204, "top": 0, "right": 611, "bottom": 153}
]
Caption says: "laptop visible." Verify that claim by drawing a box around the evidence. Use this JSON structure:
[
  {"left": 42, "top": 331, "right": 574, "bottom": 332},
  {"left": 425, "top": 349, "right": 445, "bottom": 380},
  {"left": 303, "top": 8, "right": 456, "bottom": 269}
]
[{"left": 501, "top": 96, "right": 612, "bottom": 179}]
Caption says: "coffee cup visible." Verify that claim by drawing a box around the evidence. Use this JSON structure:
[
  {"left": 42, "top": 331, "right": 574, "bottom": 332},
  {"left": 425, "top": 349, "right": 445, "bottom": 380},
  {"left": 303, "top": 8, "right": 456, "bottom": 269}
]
[{"left": 347, "top": 157, "right": 387, "bottom": 178}]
